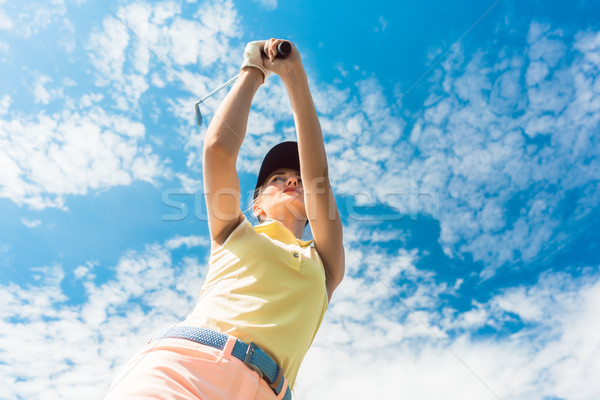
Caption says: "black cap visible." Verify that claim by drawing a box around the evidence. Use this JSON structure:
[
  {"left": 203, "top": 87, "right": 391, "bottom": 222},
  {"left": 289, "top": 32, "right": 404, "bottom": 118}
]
[{"left": 253, "top": 141, "right": 300, "bottom": 200}]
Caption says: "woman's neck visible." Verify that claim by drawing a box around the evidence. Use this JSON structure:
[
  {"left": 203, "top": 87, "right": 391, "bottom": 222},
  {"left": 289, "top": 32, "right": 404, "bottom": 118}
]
[{"left": 263, "top": 216, "right": 306, "bottom": 239}]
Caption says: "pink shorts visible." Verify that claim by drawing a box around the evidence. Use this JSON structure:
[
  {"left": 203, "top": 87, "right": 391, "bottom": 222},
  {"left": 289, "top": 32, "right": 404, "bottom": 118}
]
[{"left": 103, "top": 335, "right": 289, "bottom": 400}]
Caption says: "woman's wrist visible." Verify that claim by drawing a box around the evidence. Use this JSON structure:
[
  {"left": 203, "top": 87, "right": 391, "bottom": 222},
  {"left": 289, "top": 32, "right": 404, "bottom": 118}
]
[
  {"left": 240, "top": 67, "right": 265, "bottom": 88},
  {"left": 281, "top": 67, "right": 309, "bottom": 96}
]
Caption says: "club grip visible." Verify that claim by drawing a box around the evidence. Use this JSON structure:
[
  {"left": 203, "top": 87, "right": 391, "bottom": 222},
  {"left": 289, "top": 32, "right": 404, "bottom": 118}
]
[
  {"left": 262, "top": 41, "right": 293, "bottom": 59},
  {"left": 277, "top": 41, "right": 292, "bottom": 58}
]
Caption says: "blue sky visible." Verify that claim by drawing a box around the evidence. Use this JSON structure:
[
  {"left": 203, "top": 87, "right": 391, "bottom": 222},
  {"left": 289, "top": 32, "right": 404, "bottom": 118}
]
[{"left": 1, "top": 0, "right": 600, "bottom": 399}]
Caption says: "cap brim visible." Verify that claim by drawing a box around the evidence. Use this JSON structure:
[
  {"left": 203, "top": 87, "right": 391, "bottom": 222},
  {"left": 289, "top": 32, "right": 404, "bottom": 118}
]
[{"left": 254, "top": 141, "right": 300, "bottom": 199}]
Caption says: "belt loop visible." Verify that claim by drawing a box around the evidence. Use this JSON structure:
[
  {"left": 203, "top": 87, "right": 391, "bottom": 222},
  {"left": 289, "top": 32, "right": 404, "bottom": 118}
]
[
  {"left": 268, "top": 367, "right": 283, "bottom": 393},
  {"left": 276, "top": 378, "right": 289, "bottom": 400},
  {"left": 223, "top": 336, "right": 237, "bottom": 358}
]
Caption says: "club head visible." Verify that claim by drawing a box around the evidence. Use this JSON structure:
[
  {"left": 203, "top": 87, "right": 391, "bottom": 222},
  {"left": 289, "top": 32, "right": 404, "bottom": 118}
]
[{"left": 195, "top": 102, "right": 203, "bottom": 126}]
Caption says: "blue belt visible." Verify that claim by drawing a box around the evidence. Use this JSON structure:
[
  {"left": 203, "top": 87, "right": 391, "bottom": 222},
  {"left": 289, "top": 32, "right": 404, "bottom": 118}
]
[{"left": 152, "top": 326, "right": 291, "bottom": 400}]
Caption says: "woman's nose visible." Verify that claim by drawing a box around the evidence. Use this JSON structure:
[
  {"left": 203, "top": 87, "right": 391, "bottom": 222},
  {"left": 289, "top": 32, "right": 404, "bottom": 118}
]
[{"left": 287, "top": 176, "right": 298, "bottom": 186}]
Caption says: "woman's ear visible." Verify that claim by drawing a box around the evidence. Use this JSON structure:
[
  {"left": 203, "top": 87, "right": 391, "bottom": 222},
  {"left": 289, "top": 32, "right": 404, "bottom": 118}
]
[{"left": 252, "top": 203, "right": 263, "bottom": 220}]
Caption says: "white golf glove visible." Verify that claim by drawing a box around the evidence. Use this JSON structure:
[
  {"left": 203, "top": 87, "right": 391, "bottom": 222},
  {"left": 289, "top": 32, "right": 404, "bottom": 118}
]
[{"left": 241, "top": 40, "right": 270, "bottom": 82}]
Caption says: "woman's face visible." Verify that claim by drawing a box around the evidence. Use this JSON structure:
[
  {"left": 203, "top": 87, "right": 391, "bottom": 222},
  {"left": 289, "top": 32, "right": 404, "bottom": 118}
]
[{"left": 254, "top": 168, "right": 307, "bottom": 222}]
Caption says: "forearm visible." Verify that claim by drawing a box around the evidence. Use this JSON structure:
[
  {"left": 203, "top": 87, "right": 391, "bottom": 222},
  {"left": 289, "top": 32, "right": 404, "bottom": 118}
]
[
  {"left": 283, "top": 71, "right": 329, "bottom": 180},
  {"left": 203, "top": 68, "right": 263, "bottom": 157},
  {"left": 285, "top": 67, "right": 344, "bottom": 294}
]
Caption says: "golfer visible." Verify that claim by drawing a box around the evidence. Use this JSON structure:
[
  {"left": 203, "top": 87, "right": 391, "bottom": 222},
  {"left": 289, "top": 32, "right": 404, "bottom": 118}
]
[{"left": 104, "top": 39, "right": 344, "bottom": 400}]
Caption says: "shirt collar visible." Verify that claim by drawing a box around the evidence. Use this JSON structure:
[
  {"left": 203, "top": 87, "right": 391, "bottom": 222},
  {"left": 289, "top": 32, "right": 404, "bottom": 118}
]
[{"left": 254, "top": 218, "right": 314, "bottom": 247}]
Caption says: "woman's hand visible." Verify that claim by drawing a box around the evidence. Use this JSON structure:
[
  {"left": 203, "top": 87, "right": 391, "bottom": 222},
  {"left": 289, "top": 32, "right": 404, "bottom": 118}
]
[
  {"left": 241, "top": 41, "right": 271, "bottom": 84},
  {"left": 262, "top": 39, "right": 305, "bottom": 84}
]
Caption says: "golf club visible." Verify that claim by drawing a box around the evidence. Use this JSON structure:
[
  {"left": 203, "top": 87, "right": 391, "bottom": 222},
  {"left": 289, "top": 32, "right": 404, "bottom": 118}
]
[{"left": 195, "top": 41, "right": 292, "bottom": 126}]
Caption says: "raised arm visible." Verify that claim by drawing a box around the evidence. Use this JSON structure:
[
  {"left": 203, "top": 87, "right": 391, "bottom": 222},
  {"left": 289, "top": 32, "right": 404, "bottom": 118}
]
[
  {"left": 203, "top": 67, "right": 263, "bottom": 251},
  {"left": 263, "top": 39, "right": 345, "bottom": 300}
]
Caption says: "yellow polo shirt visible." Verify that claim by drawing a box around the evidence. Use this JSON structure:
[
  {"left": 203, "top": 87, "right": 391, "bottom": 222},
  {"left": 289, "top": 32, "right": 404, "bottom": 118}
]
[{"left": 181, "top": 216, "right": 329, "bottom": 388}]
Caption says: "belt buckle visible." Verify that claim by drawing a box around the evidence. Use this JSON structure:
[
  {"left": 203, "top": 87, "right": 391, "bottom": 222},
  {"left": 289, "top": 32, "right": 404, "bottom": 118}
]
[{"left": 244, "top": 342, "right": 264, "bottom": 379}]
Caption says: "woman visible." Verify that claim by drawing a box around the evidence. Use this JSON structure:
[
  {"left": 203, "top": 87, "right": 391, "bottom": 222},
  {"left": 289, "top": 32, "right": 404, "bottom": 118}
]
[{"left": 104, "top": 39, "right": 344, "bottom": 400}]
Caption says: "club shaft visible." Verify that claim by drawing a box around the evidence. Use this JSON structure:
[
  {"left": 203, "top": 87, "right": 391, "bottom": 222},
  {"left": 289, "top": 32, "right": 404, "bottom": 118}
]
[
  {"left": 196, "top": 41, "right": 292, "bottom": 105},
  {"left": 195, "top": 41, "right": 292, "bottom": 125},
  {"left": 197, "top": 73, "right": 240, "bottom": 105}
]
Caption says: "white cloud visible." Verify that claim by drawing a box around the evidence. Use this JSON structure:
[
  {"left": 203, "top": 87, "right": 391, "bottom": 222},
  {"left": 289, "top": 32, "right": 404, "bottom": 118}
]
[
  {"left": 87, "top": 17, "right": 130, "bottom": 85},
  {"left": 0, "top": 94, "right": 10, "bottom": 115},
  {"left": 165, "top": 234, "right": 209, "bottom": 249},
  {"left": 303, "top": 21, "right": 600, "bottom": 275},
  {"left": 1, "top": 217, "right": 599, "bottom": 399},
  {"left": 525, "top": 60, "right": 549, "bottom": 86},
  {"left": 85, "top": 0, "right": 241, "bottom": 112},
  {"left": 0, "top": 8, "right": 13, "bottom": 30},
  {"left": 32, "top": 75, "right": 64, "bottom": 104},
  {"left": 574, "top": 29, "right": 600, "bottom": 67},
  {"left": 175, "top": 172, "right": 203, "bottom": 193},
  {"left": 21, "top": 217, "right": 42, "bottom": 228},
  {"left": 125, "top": 0, "right": 239, "bottom": 69},
  {"left": 73, "top": 264, "right": 93, "bottom": 280},
  {"left": 375, "top": 16, "right": 388, "bottom": 32},
  {"left": 0, "top": 244, "right": 10, "bottom": 266},
  {"left": 62, "top": 77, "right": 77, "bottom": 87},
  {"left": 252, "top": 0, "right": 277, "bottom": 11},
  {"left": 2, "top": 4, "right": 600, "bottom": 397},
  {"left": 0, "top": 236, "right": 209, "bottom": 399},
  {"left": 2, "top": 1, "right": 69, "bottom": 38},
  {"left": 0, "top": 96, "right": 168, "bottom": 209},
  {"left": 527, "top": 22, "right": 566, "bottom": 67},
  {"left": 358, "top": 77, "right": 389, "bottom": 122},
  {"left": 294, "top": 258, "right": 600, "bottom": 400}
]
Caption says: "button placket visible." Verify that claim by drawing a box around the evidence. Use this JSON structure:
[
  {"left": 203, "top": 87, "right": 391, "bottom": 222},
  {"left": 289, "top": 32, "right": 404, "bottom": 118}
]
[{"left": 289, "top": 246, "right": 302, "bottom": 268}]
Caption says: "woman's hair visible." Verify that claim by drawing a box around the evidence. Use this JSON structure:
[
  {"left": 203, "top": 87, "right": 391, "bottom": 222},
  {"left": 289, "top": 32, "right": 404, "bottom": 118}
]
[{"left": 244, "top": 187, "right": 265, "bottom": 224}]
